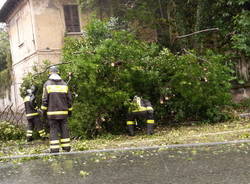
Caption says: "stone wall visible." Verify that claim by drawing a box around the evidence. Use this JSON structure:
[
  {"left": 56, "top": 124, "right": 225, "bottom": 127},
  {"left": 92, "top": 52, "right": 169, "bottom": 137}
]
[{"left": 231, "top": 87, "right": 250, "bottom": 103}]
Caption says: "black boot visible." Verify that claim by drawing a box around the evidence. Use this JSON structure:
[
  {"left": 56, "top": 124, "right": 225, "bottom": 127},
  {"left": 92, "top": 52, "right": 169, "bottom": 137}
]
[
  {"left": 62, "top": 146, "right": 71, "bottom": 152},
  {"left": 147, "top": 123, "right": 154, "bottom": 135},
  {"left": 41, "top": 136, "right": 49, "bottom": 141},
  {"left": 50, "top": 148, "right": 60, "bottom": 153},
  {"left": 27, "top": 137, "right": 33, "bottom": 142},
  {"left": 128, "top": 125, "right": 135, "bottom": 136}
]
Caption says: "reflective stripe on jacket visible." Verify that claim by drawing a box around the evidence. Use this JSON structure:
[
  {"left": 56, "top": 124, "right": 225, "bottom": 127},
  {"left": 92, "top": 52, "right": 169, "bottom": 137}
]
[
  {"left": 131, "top": 96, "right": 153, "bottom": 112},
  {"left": 42, "top": 79, "right": 72, "bottom": 119},
  {"left": 24, "top": 95, "right": 39, "bottom": 119}
]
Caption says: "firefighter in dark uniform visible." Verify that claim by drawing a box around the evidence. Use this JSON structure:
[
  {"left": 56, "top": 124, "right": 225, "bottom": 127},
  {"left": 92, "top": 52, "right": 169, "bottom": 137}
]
[
  {"left": 127, "top": 96, "right": 155, "bottom": 136},
  {"left": 41, "top": 66, "right": 72, "bottom": 153},
  {"left": 24, "top": 86, "right": 46, "bottom": 142}
]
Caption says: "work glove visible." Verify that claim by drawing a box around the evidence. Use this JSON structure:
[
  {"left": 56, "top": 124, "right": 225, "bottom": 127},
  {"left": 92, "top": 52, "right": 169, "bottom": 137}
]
[
  {"left": 68, "top": 111, "right": 72, "bottom": 117},
  {"left": 41, "top": 110, "right": 47, "bottom": 118},
  {"left": 37, "top": 109, "right": 42, "bottom": 115}
]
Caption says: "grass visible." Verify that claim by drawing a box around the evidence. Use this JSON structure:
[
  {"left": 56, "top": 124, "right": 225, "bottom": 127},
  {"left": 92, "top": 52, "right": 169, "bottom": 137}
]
[{"left": 1, "top": 117, "right": 250, "bottom": 161}]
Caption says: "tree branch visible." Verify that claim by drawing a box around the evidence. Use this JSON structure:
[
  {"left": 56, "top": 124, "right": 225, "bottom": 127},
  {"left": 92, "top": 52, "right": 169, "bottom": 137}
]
[
  {"left": 176, "top": 28, "right": 219, "bottom": 39},
  {"left": 31, "top": 62, "right": 72, "bottom": 78}
]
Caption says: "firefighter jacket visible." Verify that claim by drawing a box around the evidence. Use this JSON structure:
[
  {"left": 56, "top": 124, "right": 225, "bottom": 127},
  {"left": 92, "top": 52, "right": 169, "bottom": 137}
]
[
  {"left": 24, "top": 94, "right": 39, "bottom": 120},
  {"left": 41, "top": 76, "right": 72, "bottom": 119},
  {"left": 130, "top": 96, "right": 153, "bottom": 112}
]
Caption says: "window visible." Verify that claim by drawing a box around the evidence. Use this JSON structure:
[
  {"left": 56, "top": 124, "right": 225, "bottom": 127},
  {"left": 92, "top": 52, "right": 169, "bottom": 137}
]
[
  {"left": 16, "top": 17, "right": 24, "bottom": 46},
  {"left": 63, "top": 5, "right": 81, "bottom": 33}
]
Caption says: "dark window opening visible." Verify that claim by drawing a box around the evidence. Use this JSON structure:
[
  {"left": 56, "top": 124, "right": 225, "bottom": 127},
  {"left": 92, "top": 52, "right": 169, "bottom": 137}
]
[{"left": 63, "top": 5, "right": 81, "bottom": 33}]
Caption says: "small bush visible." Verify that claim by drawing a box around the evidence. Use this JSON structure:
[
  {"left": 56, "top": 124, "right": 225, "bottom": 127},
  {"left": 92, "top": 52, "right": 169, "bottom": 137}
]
[
  {"left": 0, "top": 122, "right": 25, "bottom": 141},
  {"left": 152, "top": 49, "right": 233, "bottom": 122}
]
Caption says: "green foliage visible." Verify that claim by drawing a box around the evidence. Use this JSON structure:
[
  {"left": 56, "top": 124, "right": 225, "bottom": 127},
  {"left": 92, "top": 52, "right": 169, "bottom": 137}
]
[
  {"left": 0, "top": 28, "right": 10, "bottom": 71},
  {"left": 77, "top": 0, "right": 250, "bottom": 83},
  {"left": 0, "top": 122, "right": 25, "bottom": 141},
  {"left": 85, "top": 19, "right": 110, "bottom": 45},
  {"left": 20, "top": 61, "right": 51, "bottom": 107},
  {"left": 0, "top": 67, "right": 11, "bottom": 98},
  {"left": 152, "top": 49, "right": 233, "bottom": 122},
  {"left": 20, "top": 19, "right": 234, "bottom": 138},
  {"left": 232, "top": 10, "right": 250, "bottom": 56},
  {"left": 0, "top": 69, "right": 11, "bottom": 97},
  {"left": 61, "top": 19, "right": 159, "bottom": 138},
  {"left": 61, "top": 19, "right": 233, "bottom": 137},
  {"left": 0, "top": 28, "right": 12, "bottom": 97}
]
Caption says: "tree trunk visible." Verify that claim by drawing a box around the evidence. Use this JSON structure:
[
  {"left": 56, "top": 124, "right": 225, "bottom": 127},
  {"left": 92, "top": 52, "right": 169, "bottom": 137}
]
[
  {"left": 167, "top": 0, "right": 178, "bottom": 50},
  {"left": 194, "top": 0, "right": 204, "bottom": 50},
  {"left": 238, "top": 53, "right": 249, "bottom": 81}
]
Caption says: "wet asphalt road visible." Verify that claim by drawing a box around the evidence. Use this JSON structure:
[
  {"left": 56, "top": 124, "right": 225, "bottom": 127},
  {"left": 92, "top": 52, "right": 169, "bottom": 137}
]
[{"left": 0, "top": 142, "right": 250, "bottom": 184}]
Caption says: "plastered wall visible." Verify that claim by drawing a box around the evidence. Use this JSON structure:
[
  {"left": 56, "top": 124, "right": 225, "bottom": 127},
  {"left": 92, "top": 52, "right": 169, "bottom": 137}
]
[{"left": 0, "top": 0, "right": 110, "bottom": 111}]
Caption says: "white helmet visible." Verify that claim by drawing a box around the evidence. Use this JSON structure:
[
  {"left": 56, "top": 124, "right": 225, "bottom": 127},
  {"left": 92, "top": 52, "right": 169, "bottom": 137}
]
[{"left": 49, "top": 65, "right": 59, "bottom": 74}]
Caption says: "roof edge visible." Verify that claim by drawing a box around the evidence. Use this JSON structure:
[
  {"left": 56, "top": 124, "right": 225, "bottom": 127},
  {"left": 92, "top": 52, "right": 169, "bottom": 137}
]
[{"left": 0, "top": 0, "right": 22, "bottom": 22}]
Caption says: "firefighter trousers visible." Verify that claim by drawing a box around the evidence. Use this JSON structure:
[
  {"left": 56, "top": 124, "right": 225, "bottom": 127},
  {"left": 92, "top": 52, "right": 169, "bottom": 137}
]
[
  {"left": 126, "top": 110, "right": 155, "bottom": 136},
  {"left": 26, "top": 116, "right": 46, "bottom": 141},
  {"left": 49, "top": 119, "right": 71, "bottom": 153}
]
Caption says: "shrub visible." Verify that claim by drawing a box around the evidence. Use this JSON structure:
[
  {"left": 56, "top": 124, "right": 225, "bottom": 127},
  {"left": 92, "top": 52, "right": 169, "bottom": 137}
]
[
  {"left": 151, "top": 49, "right": 233, "bottom": 122},
  {"left": 20, "top": 61, "right": 51, "bottom": 107},
  {"left": 61, "top": 19, "right": 159, "bottom": 138},
  {"left": 61, "top": 19, "right": 233, "bottom": 137},
  {"left": 0, "top": 121, "right": 25, "bottom": 141}
]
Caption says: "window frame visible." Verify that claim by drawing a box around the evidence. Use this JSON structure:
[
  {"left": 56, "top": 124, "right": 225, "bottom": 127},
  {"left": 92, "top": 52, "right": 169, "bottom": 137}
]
[
  {"left": 16, "top": 17, "right": 24, "bottom": 47},
  {"left": 63, "top": 4, "right": 81, "bottom": 34}
]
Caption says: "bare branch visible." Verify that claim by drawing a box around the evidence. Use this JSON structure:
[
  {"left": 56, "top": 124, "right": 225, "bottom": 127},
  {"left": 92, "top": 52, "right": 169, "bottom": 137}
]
[
  {"left": 32, "top": 62, "right": 72, "bottom": 78},
  {"left": 176, "top": 28, "right": 219, "bottom": 39}
]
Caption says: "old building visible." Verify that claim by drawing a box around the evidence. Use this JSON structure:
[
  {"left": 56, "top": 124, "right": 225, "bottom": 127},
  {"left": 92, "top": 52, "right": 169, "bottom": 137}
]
[{"left": 0, "top": 0, "right": 93, "bottom": 110}]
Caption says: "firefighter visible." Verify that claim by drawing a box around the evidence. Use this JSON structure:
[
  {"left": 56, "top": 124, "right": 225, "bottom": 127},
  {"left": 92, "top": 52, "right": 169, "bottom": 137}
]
[
  {"left": 41, "top": 66, "right": 72, "bottom": 153},
  {"left": 127, "top": 96, "right": 155, "bottom": 136},
  {"left": 24, "top": 86, "right": 46, "bottom": 142}
]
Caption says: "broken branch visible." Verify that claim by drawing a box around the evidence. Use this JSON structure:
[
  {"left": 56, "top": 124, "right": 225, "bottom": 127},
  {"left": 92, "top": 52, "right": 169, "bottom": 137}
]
[{"left": 176, "top": 28, "right": 219, "bottom": 39}]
